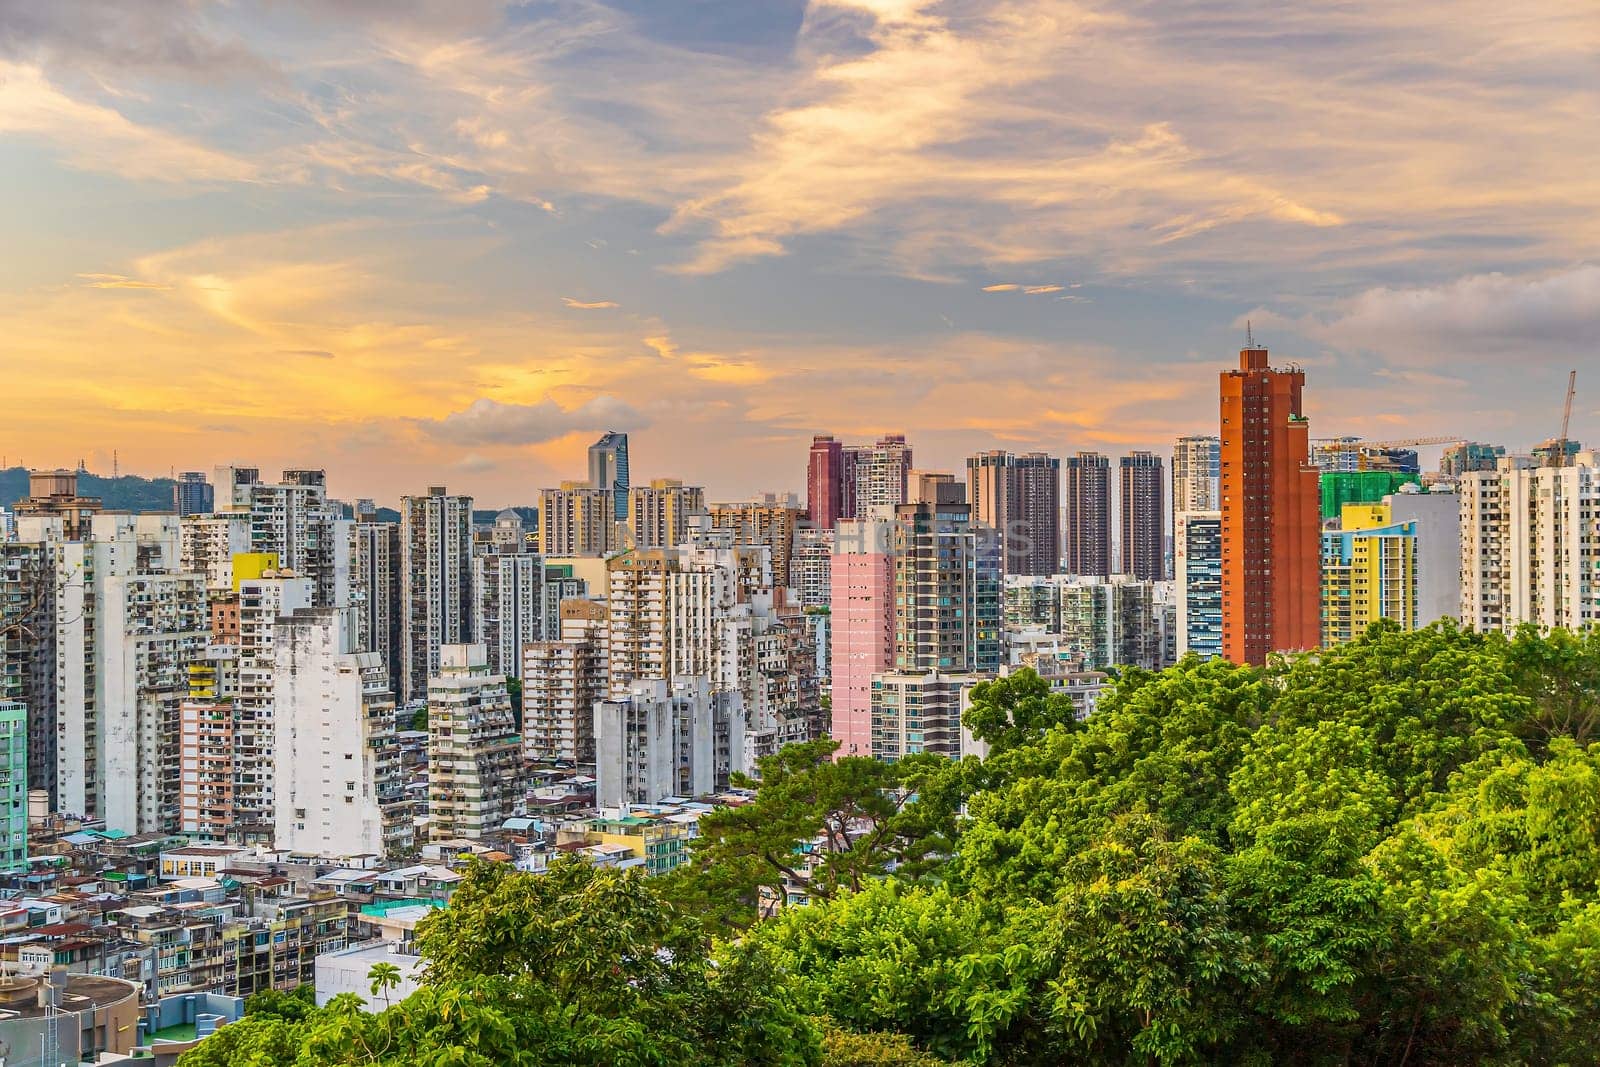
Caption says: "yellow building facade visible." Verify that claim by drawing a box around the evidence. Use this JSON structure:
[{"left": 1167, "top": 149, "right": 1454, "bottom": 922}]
[{"left": 1321, "top": 502, "right": 1419, "bottom": 647}]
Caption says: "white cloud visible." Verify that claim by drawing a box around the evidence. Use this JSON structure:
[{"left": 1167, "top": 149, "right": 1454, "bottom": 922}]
[
  {"left": 0, "top": 62, "right": 257, "bottom": 182},
  {"left": 561, "top": 297, "right": 620, "bottom": 310},
  {"left": 1260, "top": 264, "right": 1600, "bottom": 362},
  {"left": 421, "top": 396, "right": 648, "bottom": 447}
]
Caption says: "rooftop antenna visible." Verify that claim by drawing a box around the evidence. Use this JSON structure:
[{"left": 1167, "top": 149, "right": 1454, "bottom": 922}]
[{"left": 1246, "top": 320, "right": 1254, "bottom": 347}]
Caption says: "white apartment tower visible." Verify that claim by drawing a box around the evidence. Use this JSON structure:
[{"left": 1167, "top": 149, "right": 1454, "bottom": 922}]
[
  {"left": 213, "top": 466, "right": 342, "bottom": 606},
  {"left": 179, "top": 512, "right": 252, "bottom": 594},
  {"left": 472, "top": 551, "right": 546, "bottom": 679},
  {"left": 1460, "top": 452, "right": 1600, "bottom": 632},
  {"left": 273, "top": 607, "right": 404, "bottom": 857},
  {"left": 235, "top": 572, "right": 316, "bottom": 842},
  {"left": 851, "top": 435, "right": 913, "bottom": 512},
  {"left": 1172, "top": 435, "right": 1221, "bottom": 516},
  {"left": 54, "top": 515, "right": 207, "bottom": 832},
  {"left": 593, "top": 676, "right": 744, "bottom": 807}
]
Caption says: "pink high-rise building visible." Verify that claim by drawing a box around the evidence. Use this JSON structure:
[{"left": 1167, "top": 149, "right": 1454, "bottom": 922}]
[{"left": 828, "top": 516, "right": 895, "bottom": 756}]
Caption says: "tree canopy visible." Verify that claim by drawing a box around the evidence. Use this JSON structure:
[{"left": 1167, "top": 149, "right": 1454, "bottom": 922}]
[{"left": 184, "top": 621, "right": 1600, "bottom": 1066}]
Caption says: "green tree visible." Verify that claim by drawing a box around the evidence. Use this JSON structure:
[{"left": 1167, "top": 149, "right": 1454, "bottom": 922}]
[
  {"left": 1503, "top": 623, "right": 1600, "bottom": 745},
  {"left": 671, "top": 739, "right": 964, "bottom": 929},
  {"left": 962, "top": 667, "right": 1081, "bottom": 756},
  {"left": 1040, "top": 815, "right": 1261, "bottom": 1065},
  {"left": 506, "top": 676, "right": 524, "bottom": 730},
  {"left": 819, "top": 1025, "right": 952, "bottom": 1066},
  {"left": 183, "top": 858, "right": 820, "bottom": 1067},
  {"left": 366, "top": 962, "right": 402, "bottom": 1010}
]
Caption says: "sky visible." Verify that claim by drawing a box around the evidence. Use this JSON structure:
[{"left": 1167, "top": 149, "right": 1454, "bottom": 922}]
[{"left": 0, "top": 0, "right": 1595, "bottom": 507}]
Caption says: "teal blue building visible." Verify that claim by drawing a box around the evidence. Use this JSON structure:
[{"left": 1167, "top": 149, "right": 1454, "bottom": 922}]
[{"left": 0, "top": 701, "right": 25, "bottom": 872}]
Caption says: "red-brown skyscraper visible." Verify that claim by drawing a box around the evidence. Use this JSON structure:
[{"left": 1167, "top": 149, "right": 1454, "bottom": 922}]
[
  {"left": 1219, "top": 344, "right": 1321, "bottom": 664},
  {"left": 807, "top": 435, "right": 844, "bottom": 528}
]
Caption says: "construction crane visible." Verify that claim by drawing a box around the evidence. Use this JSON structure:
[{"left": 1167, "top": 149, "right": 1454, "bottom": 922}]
[
  {"left": 1346, "top": 436, "right": 1466, "bottom": 450},
  {"left": 1543, "top": 370, "right": 1578, "bottom": 468}
]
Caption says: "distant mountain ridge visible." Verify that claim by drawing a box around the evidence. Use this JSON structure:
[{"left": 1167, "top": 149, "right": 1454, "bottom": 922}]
[
  {"left": 0, "top": 466, "right": 179, "bottom": 513},
  {"left": 0, "top": 468, "right": 538, "bottom": 526}
]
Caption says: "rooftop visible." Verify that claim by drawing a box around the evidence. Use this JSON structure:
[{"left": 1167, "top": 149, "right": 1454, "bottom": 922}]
[{"left": 0, "top": 974, "right": 139, "bottom": 1020}]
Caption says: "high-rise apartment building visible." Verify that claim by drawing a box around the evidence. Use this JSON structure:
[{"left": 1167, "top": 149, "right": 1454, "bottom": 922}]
[
  {"left": 273, "top": 607, "right": 404, "bottom": 857},
  {"left": 852, "top": 435, "right": 913, "bottom": 513},
  {"left": 1064, "top": 452, "right": 1112, "bottom": 577},
  {"left": 1174, "top": 511, "right": 1222, "bottom": 660},
  {"left": 628, "top": 479, "right": 707, "bottom": 550},
  {"left": 891, "top": 496, "right": 1002, "bottom": 675},
  {"left": 235, "top": 572, "right": 316, "bottom": 843},
  {"left": 52, "top": 515, "right": 207, "bottom": 833},
  {"left": 542, "top": 565, "right": 589, "bottom": 638},
  {"left": 427, "top": 644, "right": 522, "bottom": 841},
  {"left": 180, "top": 513, "right": 253, "bottom": 594},
  {"left": 1440, "top": 442, "right": 1507, "bottom": 479},
  {"left": 539, "top": 483, "right": 617, "bottom": 557},
  {"left": 472, "top": 550, "right": 546, "bottom": 678},
  {"left": 0, "top": 701, "right": 26, "bottom": 872},
  {"left": 179, "top": 693, "right": 235, "bottom": 843},
  {"left": 789, "top": 528, "right": 834, "bottom": 609},
  {"left": 1057, "top": 575, "right": 1167, "bottom": 672},
  {"left": 1, "top": 536, "right": 56, "bottom": 803},
  {"left": 1387, "top": 488, "right": 1461, "bottom": 626},
  {"left": 1119, "top": 452, "right": 1164, "bottom": 580},
  {"left": 1172, "top": 435, "right": 1221, "bottom": 516},
  {"left": 214, "top": 466, "right": 342, "bottom": 606},
  {"left": 588, "top": 431, "right": 630, "bottom": 523},
  {"left": 1320, "top": 503, "right": 1419, "bottom": 647},
  {"left": 348, "top": 521, "right": 401, "bottom": 690},
  {"left": 1460, "top": 452, "right": 1600, "bottom": 633},
  {"left": 1219, "top": 345, "right": 1320, "bottom": 664},
  {"left": 522, "top": 620, "right": 606, "bottom": 765},
  {"left": 966, "top": 451, "right": 1061, "bottom": 576},
  {"left": 709, "top": 497, "right": 803, "bottom": 583},
  {"left": 605, "top": 550, "right": 674, "bottom": 696},
  {"left": 807, "top": 435, "right": 846, "bottom": 529},
  {"left": 806, "top": 433, "right": 912, "bottom": 525},
  {"left": 399, "top": 486, "right": 474, "bottom": 704},
  {"left": 870, "top": 671, "right": 987, "bottom": 761},
  {"left": 593, "top": 676, "right": 742, "bottom": 807},
  {"left": 829, "top": 517, "right": 894, "bottom": 756},
  {"left": 173, "top": 472, "right": 214, "bottom": 516}
]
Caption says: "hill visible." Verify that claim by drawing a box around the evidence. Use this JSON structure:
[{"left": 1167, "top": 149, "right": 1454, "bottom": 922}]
[
  {"left": 0, "top": 469, "right": 539, "bottom": 527},
  {"left": 0, "top": 467, "right": 179, "bottom": 513}
]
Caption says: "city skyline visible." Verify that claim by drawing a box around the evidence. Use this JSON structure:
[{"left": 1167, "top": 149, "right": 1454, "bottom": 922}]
[{"left": 1, "top": 1, "right": 1595, "bottom": 505}]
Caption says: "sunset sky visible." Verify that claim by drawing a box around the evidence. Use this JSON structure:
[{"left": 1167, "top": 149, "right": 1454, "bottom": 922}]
[{"left": 1, "top": 0, "right": 1595, "bottom": 506}]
